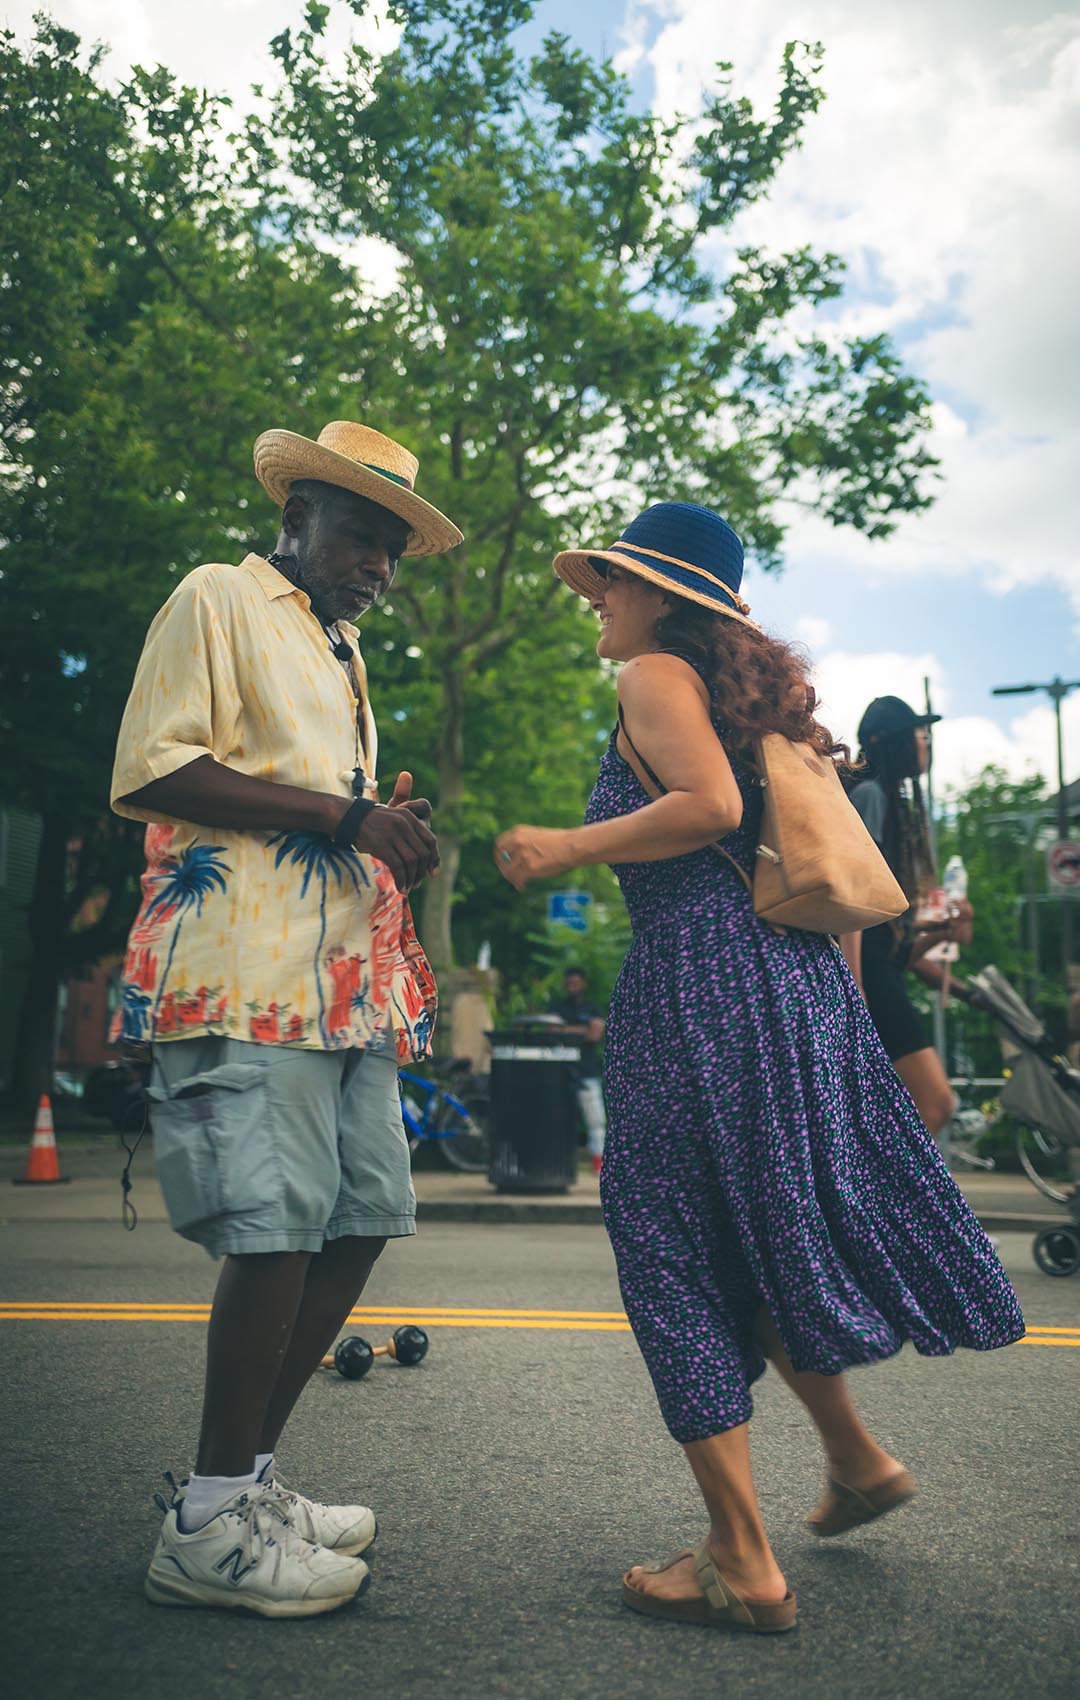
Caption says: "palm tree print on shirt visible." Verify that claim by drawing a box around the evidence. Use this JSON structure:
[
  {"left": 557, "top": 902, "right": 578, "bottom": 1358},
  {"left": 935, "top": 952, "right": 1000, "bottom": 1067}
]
[
  {"left": 145, "top": 843, "right": 231, "bottom": 1023},
  {"left": 268, "top": 833, "right": 369, "bottom": 1045}
]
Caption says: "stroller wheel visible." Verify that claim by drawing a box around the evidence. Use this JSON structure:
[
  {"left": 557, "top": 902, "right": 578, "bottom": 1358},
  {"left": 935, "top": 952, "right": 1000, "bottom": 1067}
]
[{"left": 1032, "top": 1228, "right": 1080, "bottom": 1278}]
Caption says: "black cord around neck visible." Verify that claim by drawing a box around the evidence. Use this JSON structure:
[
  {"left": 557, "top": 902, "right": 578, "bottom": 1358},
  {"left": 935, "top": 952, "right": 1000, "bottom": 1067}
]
[{"left": 267, "top": 551, "right": 337, "bottom": 630}]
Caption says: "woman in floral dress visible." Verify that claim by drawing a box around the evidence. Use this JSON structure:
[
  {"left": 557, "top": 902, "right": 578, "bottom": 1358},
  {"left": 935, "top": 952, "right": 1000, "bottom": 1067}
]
[{"left": 495, "top": 501, "right": 1023, "bottom": 1635}]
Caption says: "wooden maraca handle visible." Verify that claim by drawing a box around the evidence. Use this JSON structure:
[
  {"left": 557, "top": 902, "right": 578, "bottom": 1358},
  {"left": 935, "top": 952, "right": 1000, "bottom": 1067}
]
[{"left": 320, "top": 1338, "right": 394, "bottom": 1369}]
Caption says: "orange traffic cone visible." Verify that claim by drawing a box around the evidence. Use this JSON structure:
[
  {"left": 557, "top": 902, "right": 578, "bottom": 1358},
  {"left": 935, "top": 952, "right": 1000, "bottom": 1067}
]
[{"left": 13, "top": 1094, "right": 69, "bottom": 1186}]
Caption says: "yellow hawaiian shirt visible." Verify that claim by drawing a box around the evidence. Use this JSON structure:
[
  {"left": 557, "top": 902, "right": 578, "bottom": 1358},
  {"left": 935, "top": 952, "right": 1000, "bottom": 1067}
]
[{"left": 110, "top": 554, "right": 436, "bottom": 1060}]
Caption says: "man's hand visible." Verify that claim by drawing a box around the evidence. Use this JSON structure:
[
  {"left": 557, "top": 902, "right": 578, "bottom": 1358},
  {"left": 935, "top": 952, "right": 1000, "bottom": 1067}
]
[
  {"left": 124, "top": 756, "right": 440, "bottom": 892},
  {"left": 354, "top": 785, "right": 439, "bottom": 893},
  {"left": 388, "top": 769, "right": 434, "bottom": 827}
]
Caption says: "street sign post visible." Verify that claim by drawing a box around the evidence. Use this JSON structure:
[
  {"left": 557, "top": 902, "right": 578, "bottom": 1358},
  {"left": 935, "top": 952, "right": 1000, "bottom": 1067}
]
[
  {"left": 1048, "top": 841, "right": 1080, "bottom": 893},
  {"left": 547, "top": 891, "right": 592, "bottom": 933}
]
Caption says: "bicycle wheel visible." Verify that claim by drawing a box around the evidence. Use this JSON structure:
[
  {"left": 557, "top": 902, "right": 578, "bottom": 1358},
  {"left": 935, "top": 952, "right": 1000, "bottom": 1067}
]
[
  {"left": 1016, "top": 1127, "right": 1074, "bottom": 1206},
  {"left": 1033, "top": 1228, "right": 1080, "bottom": 1278},
  {"left": 434, "top": 1088, "right": 491, "bottom": 1174}
]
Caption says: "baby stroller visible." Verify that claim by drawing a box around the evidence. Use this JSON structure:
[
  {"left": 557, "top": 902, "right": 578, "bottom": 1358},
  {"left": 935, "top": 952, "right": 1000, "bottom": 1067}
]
[{"left": 968, "top": 966, "right": 1080, "bottom": 1276}]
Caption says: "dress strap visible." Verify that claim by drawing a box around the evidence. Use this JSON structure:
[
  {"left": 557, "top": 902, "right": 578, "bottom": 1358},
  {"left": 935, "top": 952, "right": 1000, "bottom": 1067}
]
[
  {"left": 615, "top": 705, "right": 753, "bottom": 897},
  {"left": 658, "top": 646, "right": 709, "bottom": 684}
]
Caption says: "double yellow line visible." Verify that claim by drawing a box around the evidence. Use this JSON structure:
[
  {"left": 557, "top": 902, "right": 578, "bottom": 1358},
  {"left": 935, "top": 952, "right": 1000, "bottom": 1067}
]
[
  {"left": 0, "top": 1301, "right": 1076, "bottom": 1345},
  {"left": 1014, "top": 1325, "right": 1080, "bottom": 1349},
  {"left": 0, "top": 1301, "right": 632, "bottom": 1331}
]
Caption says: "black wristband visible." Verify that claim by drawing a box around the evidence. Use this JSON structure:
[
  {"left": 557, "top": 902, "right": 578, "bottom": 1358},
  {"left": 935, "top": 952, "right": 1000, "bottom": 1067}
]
[{"left": 332, "top": 797, "right": 377, "bottom": 848}]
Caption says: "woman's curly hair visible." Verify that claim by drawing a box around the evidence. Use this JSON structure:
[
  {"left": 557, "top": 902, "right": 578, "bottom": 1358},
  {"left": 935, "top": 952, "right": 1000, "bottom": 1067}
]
[{"left": 652, "top": 599, "right": 856, "bottom": 771}]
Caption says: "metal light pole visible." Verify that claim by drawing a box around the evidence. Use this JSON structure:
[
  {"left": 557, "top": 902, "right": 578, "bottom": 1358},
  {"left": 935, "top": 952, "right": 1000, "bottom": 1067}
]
[
  {"left": 991, "top": 676, "right": 1080, "bottom": 980},
  {"left": 924, "top": 676, "right": 947, "bottom": 1069}
]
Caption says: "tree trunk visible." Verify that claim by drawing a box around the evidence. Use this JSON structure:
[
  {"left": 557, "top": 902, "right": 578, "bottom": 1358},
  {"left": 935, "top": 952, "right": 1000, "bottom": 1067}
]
[
  {"left": 9, "top": 811, "right": 68, "bottom": 1114},
  {"left": 421, "top": 663, "right": 466, "bottom": 976}
]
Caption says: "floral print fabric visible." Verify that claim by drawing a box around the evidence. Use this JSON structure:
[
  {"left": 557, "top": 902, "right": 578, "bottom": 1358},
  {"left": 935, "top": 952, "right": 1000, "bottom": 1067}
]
[
  {"left": 589, "top": 727, "right": 1025, "bottom": 1444},
  {"left": 110, "top": 556, "right": 435, "bottom": 1060}
]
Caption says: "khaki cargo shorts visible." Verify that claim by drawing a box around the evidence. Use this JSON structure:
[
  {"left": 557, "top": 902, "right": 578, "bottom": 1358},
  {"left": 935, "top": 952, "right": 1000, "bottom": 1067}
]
[{"left": 147, "top": 1037, "right": 416, "bottom": 1257}]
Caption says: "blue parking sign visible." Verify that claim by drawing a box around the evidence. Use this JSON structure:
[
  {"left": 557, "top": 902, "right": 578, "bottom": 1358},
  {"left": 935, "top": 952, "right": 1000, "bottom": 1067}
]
[{"left": 547, "top": 890, "right": 592, "bottom": 933}]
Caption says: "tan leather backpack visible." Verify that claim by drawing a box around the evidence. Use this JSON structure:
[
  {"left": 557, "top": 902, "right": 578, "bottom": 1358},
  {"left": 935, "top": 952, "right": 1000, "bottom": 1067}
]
[{"left": 617, "top": 708, "right": 907, "bottom": 934}]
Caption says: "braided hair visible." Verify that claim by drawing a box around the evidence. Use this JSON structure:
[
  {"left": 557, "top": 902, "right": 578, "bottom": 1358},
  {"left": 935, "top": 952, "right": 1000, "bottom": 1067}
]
[{"left": 856, "top": 727, "right": 935, "bottom": 906}]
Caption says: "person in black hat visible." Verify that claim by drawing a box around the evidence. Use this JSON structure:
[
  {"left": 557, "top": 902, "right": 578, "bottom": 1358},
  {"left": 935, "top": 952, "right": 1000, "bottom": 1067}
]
[
  {"left": 840, "top": 696, "right": 972, "bottom": 1134},
  {"left": 493, "top": 503, "right": 1021, "bottom": 1637}
]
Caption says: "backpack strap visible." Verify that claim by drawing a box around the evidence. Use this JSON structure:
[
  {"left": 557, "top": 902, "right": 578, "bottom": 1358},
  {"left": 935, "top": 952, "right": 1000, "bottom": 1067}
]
[{"left": 615, "top": 705, "right": 753, "bottom": 897}]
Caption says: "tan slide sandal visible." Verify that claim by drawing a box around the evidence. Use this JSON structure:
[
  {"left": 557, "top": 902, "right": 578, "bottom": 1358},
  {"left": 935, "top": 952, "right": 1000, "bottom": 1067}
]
[
  {"left": 807, "top": 1469, "right": 917, "bottom": 1538},
  {"left": 622, "top": 1541, "right": 797, "bottom": 1634}
]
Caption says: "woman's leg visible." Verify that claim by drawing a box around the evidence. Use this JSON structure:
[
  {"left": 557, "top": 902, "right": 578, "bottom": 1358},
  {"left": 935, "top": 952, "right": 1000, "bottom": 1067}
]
[
  {"left": 755, "top": 1309, "right": 905, "bottom": 1519},
  {"left": 894, "top": 1046, "right": 955, "bottom": 1135},
  {"left": 624, "top": 1422, "right": 788, "bottom": 1605}
]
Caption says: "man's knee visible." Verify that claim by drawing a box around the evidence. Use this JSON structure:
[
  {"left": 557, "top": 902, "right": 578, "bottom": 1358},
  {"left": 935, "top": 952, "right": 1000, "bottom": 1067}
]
[{"left": 319, "top": 1232, "right": 387, "bottom": 1270}]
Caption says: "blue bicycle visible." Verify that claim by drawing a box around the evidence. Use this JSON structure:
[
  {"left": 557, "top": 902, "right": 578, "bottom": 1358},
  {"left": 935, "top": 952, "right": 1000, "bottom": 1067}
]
[{"left": 398, "top": 1060, "right": 490, "bottom": 1173}]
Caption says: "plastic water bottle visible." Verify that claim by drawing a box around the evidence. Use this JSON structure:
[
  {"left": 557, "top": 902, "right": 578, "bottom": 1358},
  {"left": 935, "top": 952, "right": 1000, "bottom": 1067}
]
[
  {"left": 939, "top": 855, "right": 967, "bottom": 965},
  {"left": 942, "top": 855, "right": 968, "bottom": 918}
]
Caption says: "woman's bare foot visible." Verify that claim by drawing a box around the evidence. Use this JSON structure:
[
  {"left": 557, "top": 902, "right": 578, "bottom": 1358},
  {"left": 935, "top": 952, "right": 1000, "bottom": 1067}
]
[{"left": 624, "top": 1543, "right": 788, "bottom": 1606}]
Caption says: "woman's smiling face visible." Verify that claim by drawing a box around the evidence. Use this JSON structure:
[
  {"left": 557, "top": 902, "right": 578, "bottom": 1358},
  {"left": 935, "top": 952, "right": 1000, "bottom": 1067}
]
[{"left": 590, "top": 563, "right": 670, "bottom": 661}]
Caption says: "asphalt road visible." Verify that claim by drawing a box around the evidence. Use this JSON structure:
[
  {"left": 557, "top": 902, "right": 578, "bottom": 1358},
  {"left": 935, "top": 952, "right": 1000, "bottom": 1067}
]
[{"left": 2, "top": 1220, "right": 1078, "bottom": 1700}]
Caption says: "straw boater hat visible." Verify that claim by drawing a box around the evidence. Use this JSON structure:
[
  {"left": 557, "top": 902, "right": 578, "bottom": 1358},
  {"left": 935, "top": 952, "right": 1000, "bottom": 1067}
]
[
  {"left": 253, "top": 420, "right": 463, "bottom": 557},
  {"left": 553, "top": 501, "right": 756, "bottom": 626}
]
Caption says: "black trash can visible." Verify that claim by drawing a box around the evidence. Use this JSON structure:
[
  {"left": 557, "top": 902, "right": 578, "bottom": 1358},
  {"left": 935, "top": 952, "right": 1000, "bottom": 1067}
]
[{"left": 487, "top": 1024, "right": 580, "bottom": 1193}]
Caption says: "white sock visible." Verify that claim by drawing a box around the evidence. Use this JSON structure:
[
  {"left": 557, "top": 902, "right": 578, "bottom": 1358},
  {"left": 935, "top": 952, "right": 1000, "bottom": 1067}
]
[
  {"left": 178, "top": 1471, "right": 259, "bottom": 1532},
  {"left": 255, "top": 1452, "right": 274, "bottom": 1481}
]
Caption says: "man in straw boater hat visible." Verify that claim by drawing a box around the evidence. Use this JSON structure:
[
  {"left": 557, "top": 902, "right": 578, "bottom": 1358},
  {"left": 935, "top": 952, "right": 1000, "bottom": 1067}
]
[{"left": 110, "top": 421, "right": 462, "bottom": 1617}]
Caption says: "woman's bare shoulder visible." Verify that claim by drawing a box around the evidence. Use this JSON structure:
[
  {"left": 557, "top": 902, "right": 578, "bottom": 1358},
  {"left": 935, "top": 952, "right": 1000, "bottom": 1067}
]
[{"left": 617, "top": 651, "right": 709, "bottom": 704}]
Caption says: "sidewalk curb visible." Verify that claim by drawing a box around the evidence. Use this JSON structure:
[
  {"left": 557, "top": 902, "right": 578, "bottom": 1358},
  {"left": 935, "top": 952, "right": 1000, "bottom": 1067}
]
[
  {"left": 965, "top": 1212, "right": 1067, "bottom": 1236},
  {"left": 418, "top": 1198, "right": 603, "bottom": 1225},
  {"left": 414, "top": 1201, "right": 1062, "bottom": 1233},
  {"left": 0, "top": 1207, "right": 1059, "bottom": 1232}
]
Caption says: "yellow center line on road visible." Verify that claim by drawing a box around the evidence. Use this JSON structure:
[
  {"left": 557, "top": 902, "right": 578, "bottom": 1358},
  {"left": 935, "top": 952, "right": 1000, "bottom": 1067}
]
[
  {"left": 0, "top": 1301, "right": 1077, "bottom": 1341},
  {"left": 0, "top": 1312, "right": 634, "bottom": 1330},
  {"left": 0, "top": 1301, "right": 629, "bottom": 1319}
]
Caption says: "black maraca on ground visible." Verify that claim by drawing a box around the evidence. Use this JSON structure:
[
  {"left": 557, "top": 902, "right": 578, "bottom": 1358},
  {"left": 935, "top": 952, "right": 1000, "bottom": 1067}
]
[{"left": 321, "top": 1325, "right": 430, "bottom": 1380}]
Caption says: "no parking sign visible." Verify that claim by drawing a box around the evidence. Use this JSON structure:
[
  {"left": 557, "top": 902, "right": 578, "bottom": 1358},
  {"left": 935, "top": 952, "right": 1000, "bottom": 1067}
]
[{"left": 1047, "top": 841, "right": 1080, "bottom": 892}]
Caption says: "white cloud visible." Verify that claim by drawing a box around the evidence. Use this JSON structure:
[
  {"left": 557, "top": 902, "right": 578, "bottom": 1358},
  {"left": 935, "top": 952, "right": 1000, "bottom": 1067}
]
[
  {"left": 1, "top": 1, "right": 403, "bottom": 107},
  {"left": 629, "top": 0, "right": 1080, "bottom": 621},
  {"left": 811, "top": 646, "right": 1080, "bottom": 793},
  {"left": 793, "top": 614, "right": 832, "bottom": 649},
  {"left": 810, "top": 646, "right": 946, "bottom": 751}
]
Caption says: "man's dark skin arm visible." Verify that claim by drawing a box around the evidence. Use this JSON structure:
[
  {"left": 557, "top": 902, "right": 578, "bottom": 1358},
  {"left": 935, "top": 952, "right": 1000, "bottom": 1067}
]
[
  {"left": 556, "top": 1016, "right": 606, "bottom": 1041},
  {"left": 122, "top": 757, "right": 438, "bottom": 894},
  {"left": 122, "top": 486, "right": 442, "bottom": 893}
]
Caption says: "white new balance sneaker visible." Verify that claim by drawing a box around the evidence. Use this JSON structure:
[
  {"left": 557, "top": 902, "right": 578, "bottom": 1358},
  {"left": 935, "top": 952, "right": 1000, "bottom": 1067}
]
[
  {"left": 145, "top": 1486, "right": 370, "bottom": 1618},
  {"left": 260, "top": 1471, "right": 378, "bottom": 1557}
]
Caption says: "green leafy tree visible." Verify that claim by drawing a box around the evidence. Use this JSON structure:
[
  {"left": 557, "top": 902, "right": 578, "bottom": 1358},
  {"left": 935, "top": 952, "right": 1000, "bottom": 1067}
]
[
  {"left": 933, "top": 765, "right": 1062, "bottom": 1073},
  {"left": 254, "top": 0, "right": 939, "bottom": 974},
  {"left": 0, "top": 2, "right": 940, "bottom": 1103},
  {"left": 0, "top": 19, "right": 357, "bottom": 1103}
]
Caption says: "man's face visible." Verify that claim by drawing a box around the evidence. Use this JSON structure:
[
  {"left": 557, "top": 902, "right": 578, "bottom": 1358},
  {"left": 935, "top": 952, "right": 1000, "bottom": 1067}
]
[
  {"left": 565, "top": 972, "right": 587, "bottom": 1001},
  {"left": 285, "top": 488, "right": 412, "bottom": 624}
]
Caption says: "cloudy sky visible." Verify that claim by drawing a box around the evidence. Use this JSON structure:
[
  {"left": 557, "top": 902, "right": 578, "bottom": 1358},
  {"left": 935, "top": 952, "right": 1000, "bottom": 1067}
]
[{"left": 6, "top": 0, "right": 1078, "bottom": 794}]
